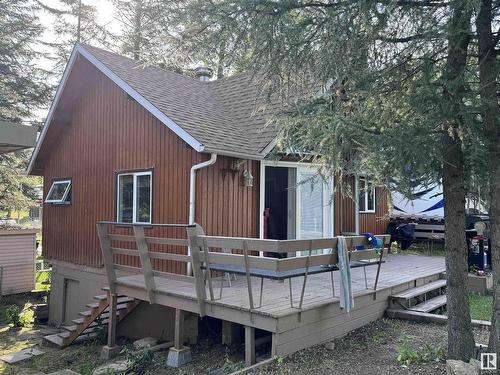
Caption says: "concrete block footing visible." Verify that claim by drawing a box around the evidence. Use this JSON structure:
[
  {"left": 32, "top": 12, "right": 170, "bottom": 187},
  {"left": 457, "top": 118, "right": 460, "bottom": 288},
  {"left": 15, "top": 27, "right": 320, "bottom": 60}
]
[
  {"left": 100, "top": 345, "right": 121, "bottom": 360},
  {"left": 166, "top": 346, "right": 192, "bottom": 368}
]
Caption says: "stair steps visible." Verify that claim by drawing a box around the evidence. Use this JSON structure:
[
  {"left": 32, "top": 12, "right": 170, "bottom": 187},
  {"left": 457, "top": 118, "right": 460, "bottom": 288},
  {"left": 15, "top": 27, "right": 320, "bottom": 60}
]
[
  {"left": 43, "top": 293, "right": 140, "bottom": 348},
  {"left": 409, "top": 295, "right": 447, "bottom": 313},
  {"left": 391, "top": 279, "right": 446, "bottom": 300},
  {"left": 390, "top": 278, "right": 447, "bottom": 312}
]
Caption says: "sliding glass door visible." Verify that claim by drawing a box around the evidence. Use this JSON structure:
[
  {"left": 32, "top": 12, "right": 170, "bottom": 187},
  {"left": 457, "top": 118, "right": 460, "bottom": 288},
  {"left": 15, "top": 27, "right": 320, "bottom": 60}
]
[
  {"left": 262, "top": 163, "right": 334, "bottom": 256},
  {"left": 296, "top": 168, "right": 333, "bottom": 255}
]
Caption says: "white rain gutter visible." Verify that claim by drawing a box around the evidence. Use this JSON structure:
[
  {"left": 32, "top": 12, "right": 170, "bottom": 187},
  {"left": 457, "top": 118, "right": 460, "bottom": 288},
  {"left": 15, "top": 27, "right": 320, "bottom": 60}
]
[{"left": 187, "top": 153, "right": 217, "bottom": 275}]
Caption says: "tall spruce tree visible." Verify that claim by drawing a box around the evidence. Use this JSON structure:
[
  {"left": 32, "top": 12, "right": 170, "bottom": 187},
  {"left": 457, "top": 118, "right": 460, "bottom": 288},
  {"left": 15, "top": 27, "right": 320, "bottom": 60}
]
[
  {"left": 180, "top": 0, "right": 485, "bottom": 360},
  {"left": 476, "top": 0, "right": 500, "bottom": 364},
  {"left": 38, "top": 0, "right": 115, "bottom": 74},
  {"left": 0, "top": 0, "right": 49, "bottom": 219},
  {"left": 112, "top": 0, "right": 249, "bottom": 76}
]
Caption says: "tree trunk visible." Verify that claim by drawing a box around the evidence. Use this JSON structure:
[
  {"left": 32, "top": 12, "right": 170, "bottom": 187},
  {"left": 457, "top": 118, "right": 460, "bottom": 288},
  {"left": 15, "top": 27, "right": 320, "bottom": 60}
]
[
  {"left": 476, "top": 0, "right": 500, "bottom": 364},
  {"left": 133, "top": 0, "right": 142, "bottom": 60},
  {"left": 442, "top": 129, "right": 475, "bottom": 361},
  {"left": 441, "top": 0, "right": 475, "bottom": 361}
]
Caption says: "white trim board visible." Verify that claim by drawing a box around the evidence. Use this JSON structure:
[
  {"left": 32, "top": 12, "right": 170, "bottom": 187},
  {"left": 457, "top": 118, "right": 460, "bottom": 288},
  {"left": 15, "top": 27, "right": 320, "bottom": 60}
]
[{"left": 27, "top": 43, "right": 205, "bottom": 174}]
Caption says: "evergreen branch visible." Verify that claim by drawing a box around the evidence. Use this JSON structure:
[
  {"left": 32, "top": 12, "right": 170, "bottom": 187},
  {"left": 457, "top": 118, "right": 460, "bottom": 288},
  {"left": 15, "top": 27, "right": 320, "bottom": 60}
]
[{"left": 34, "top": 0, "right": 73, "bottom": 15}]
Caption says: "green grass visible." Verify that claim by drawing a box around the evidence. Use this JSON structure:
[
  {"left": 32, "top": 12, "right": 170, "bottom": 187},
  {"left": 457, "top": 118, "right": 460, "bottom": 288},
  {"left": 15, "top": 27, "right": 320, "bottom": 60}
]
[
  {"left": 35, "top": 271, "right": 51, "bottom": 291},
  {"left": 469, "top": 293, "right": 493, "bottom": 321},
  {"left": 402, "top": 242, "right": 446, "bottom": 257}
]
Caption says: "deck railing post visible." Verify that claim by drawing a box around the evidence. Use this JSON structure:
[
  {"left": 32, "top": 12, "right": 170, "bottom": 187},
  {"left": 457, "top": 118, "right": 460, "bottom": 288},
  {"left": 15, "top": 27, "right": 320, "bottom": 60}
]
[
  {"left": 96, "top": 223, "right": 117, "bottom": 294},
  {"left": 186, "top": 224, "right": 207, "bottom": 316},
  {"left": 134, "top": 225, "right": 157, "bottom": 304}
]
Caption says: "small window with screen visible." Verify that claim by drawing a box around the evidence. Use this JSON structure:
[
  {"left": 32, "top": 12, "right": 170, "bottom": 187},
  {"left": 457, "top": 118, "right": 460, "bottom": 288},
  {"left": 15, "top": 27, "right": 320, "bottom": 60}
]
[{"left": 45, "top": 180, "right": 71, "bottom": 204}]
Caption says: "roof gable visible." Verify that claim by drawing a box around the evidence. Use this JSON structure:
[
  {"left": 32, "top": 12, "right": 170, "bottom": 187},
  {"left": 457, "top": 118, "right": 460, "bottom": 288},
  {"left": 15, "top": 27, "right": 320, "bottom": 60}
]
[{"left": 28, "top": 44, "right": 281, "bottom": 173}]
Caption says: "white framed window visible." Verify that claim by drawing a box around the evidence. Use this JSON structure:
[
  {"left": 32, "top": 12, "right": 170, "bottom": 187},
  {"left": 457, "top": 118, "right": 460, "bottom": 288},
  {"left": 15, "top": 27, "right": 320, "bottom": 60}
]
[
  {"left": 117, "top": 171, "right": 152, "bottom": 224},
  {"left": 45, "top": 180, "right": 71, "bottom": 204},
  {"left": 358, "top": 177, "right": 375, "bottom": 213}
]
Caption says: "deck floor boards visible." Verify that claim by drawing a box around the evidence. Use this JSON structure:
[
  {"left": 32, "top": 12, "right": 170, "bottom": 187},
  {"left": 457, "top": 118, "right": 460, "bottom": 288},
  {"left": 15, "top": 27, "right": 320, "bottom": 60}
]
[{"left": 115, "top": 254, "right": 445, "bottom": 319}]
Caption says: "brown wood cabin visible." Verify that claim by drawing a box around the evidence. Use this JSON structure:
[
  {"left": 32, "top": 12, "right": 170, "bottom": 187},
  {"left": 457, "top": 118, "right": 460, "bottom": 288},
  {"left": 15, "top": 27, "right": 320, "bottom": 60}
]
[{"left": 28, "top": 44, "right": 388, "bottom": 327}]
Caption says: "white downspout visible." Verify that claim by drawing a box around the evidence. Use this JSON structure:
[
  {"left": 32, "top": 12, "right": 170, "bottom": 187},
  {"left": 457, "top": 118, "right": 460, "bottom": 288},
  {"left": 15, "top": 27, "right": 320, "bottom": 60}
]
[{"left": 187, "top": 153, "right": 217, "bottom": 275}]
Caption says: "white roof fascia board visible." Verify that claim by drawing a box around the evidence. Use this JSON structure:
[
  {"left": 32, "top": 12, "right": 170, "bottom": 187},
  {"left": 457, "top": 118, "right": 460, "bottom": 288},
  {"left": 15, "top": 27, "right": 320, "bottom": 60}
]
[
  {"left": 202, "top": 147, "right": 264, "bottom": 161},
  {"left": 27, "top": 45, "right": 80, "bottom": 174},
  {"left": 260, "top": 139, "right": 277, "bottom": 157},
  {"left": 27, "top": 44, "right": 205, "bottom": 174},
  {"left": 76, "top": 45, "right": 205, "bottom": 152}
]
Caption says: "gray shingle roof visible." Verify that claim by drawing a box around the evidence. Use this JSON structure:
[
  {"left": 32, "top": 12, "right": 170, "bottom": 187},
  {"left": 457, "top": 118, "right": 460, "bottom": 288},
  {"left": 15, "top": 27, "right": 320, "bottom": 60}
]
[{"left": 83, "top": 44, "right": 280, "bottom": 158}]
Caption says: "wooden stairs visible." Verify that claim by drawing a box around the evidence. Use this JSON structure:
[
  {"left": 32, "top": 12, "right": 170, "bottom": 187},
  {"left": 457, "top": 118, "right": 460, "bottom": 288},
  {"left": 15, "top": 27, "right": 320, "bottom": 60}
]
[
  {"left": 43, "top": 293, "right": 140, "bottom": 348},
  {"left": 390, "top": 279, "right": 447, "bottom": 313}
]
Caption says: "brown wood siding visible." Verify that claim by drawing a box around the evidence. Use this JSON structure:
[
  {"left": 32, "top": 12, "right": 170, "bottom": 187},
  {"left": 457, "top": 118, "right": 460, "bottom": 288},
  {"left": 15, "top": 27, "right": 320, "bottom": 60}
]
[
  {"left": 40, "top": 58, "right": 258, "bottom": 272},
  {"left": 333, "top": 176, "right": 356, "bottom": 235},
  {"left": 359, "top": 187, "right": 389, "bottom": 235},
  {"left": 333, "top": 177, "right": 388, "bottom": 236}
]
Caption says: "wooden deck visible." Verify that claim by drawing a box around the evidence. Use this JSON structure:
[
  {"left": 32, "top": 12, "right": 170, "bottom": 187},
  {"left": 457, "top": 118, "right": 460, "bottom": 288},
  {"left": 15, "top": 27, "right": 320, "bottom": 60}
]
[{"left": 113, "top": 253, "right": 445, "bottom": 355}]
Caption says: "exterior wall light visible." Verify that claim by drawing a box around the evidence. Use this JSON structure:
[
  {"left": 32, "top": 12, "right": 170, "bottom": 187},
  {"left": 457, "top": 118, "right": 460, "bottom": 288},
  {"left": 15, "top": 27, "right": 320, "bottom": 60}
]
[{"left": 242, "top": 170, "right": 254, "bottom": 187}]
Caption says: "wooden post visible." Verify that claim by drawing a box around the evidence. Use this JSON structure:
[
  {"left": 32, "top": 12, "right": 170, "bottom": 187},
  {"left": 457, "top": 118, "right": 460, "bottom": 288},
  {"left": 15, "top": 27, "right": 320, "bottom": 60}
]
[
  {"left": 108, "top": 292, "right": 117, "bottom": 348},
  {"left": 166, "top": 308, "right": 192, "bottom": 367},
  {"left": 222, "top": 321, "right": 241, "bottom": 345},
  {"left": 271, "top": 332, "right": 278, "bottom": 357},
  {"left": 134, "top": 225, "right": 156, "bottom": 304},
  {"left": 244, "top": 325, "right": 255, "bottom": 366},
  {"left": 100, "top": 291, "right": 120, "bottom": 359},
  {"left": 186, "top": 224, "right": 207, "bottom": 316},
  {"left": 174, "top": 308, "right": 184, "bottom": 350},
  {"left": 96, "top": 223, "right": 117, "bottom": 293}
]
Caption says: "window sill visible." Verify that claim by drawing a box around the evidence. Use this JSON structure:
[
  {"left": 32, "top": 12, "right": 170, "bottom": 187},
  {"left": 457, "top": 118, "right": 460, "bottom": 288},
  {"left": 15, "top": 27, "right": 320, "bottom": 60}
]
[{"left": 359, "top": 211, "right": 376, "bottom": 214}]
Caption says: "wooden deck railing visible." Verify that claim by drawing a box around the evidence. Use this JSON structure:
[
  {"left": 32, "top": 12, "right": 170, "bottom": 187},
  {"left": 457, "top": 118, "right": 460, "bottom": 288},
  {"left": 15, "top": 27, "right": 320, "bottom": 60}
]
[{"left": 97, "top": 221, "right": 390, "bottom": 316}]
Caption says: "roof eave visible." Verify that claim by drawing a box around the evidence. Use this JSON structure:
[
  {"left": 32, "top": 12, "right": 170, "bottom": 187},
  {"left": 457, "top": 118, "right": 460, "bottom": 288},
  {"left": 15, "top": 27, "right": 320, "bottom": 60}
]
[{"left": 202, "top": 147, "right": 266, "bottom": 161}]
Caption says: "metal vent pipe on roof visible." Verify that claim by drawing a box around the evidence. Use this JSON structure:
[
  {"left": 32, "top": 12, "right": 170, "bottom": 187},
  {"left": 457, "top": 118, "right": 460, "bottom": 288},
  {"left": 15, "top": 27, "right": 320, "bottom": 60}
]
[
  {"left": 194, "top": 66, "right": 213, "bottom": 81},
  {"left": 187, "top": 153, "right": 217, "bottom": 275}
]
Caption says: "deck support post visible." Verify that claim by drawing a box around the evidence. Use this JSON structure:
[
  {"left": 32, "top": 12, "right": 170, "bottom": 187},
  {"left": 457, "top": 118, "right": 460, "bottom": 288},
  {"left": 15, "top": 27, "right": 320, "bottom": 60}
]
[
  {"left": 271, "top": 332, "right": 278, "bottom": 357},
  {"left": 166, "top": 309, "right": 192, "bottom": 367},
  {"left": 244, "top": 325, "right": 256, "bottom": 366},
  {"left": 222, "top": 321, "right": 241, "bottom": 345},
  {"left": 100, "top": 292, "right": 120, "bottom": 359}
]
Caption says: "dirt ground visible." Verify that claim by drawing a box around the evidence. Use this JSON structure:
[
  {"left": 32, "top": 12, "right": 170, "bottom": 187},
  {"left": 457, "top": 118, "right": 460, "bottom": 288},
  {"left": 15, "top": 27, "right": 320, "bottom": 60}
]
[
  {"left": 0, "top": 293, "right": 490, "bottom": 375},
  {"left": 252, "top": 319, "right": 489, "bottom": 375}
]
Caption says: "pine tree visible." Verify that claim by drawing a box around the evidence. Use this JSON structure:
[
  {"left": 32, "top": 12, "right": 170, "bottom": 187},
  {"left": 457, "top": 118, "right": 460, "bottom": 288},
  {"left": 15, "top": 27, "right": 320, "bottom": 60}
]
[
  {"left": 113, "top": 0, "right": 168, "bottom": 61},
  {"left": 113, "top": 0, "right": 249, "bottom": 77},
  {"left": 0, "top": 0, "right": 50, "bottom": 219},
  {"left": 476, "top": 0, "right": 500, "bottom": 364},
  {"left": 38, "top": 0, "right": 116, "bottom": 74},
  {"left": 183, "top": 0, "right": 484, "bottom": 360},
  {"left": 0, "top": 0, "right": 50, "bottom": 121}
]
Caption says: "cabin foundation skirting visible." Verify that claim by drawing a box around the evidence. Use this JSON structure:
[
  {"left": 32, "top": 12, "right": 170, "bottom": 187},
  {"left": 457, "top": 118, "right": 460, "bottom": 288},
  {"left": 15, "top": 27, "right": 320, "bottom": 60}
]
[
  {"left": 49, "top": 262, "right": 198, "bottom": 343},
  {"left": 49, "top": 262, "right": 108, "bottom": 325}
]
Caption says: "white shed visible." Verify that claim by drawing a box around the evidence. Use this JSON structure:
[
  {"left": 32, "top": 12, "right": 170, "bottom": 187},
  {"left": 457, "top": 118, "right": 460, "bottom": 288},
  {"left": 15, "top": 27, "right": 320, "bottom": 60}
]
[{"left": 0, "top": 229, "right": 38, "bottom": 295}]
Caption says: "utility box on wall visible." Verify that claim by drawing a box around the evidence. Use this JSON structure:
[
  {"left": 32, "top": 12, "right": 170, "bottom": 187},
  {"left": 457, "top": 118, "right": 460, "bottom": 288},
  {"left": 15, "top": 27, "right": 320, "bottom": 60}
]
[{"left": 0, "top": 229, "right": 38, "bottom": 295}]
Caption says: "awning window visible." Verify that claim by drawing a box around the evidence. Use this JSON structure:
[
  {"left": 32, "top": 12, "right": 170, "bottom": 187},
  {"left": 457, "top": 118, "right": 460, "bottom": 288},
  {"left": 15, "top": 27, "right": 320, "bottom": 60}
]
[{"left": 45, "top": 180, "right": 71, "bottom": 204}]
